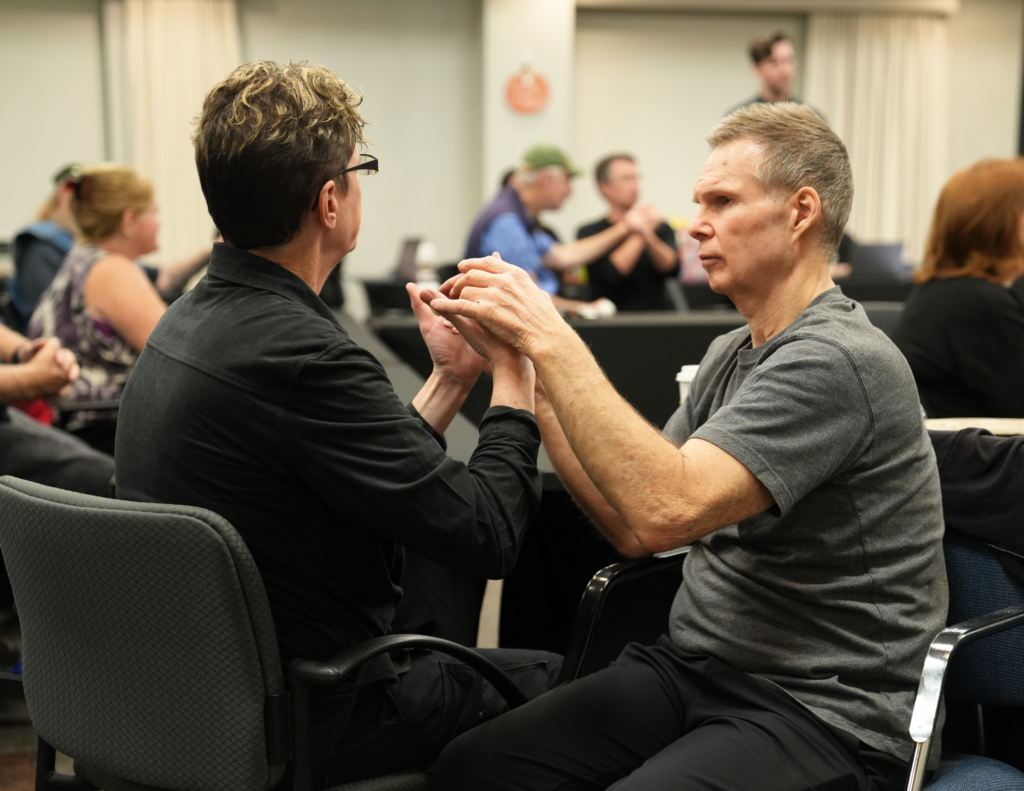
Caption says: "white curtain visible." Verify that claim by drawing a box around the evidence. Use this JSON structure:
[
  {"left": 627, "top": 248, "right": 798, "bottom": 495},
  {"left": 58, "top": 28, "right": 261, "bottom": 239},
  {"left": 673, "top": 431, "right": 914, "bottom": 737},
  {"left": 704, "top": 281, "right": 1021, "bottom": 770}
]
[
  {"left": 805, "top": 14, "right": 949, "bottom": 265},
  {"left": 102, "top": 0, "right": 241, "bottom": 266}
]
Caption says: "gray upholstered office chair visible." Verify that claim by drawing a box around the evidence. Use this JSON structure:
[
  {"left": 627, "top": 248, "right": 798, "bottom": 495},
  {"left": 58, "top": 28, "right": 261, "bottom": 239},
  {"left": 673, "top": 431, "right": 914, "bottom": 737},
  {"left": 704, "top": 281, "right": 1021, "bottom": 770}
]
[{"left": 0, "top": 476, "right": 526, "bottom": 791}]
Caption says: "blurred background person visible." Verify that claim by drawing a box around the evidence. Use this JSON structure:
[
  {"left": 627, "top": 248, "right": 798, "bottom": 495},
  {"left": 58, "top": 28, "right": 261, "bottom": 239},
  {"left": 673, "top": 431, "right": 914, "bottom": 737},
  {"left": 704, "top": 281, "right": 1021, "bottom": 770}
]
[
  {"left": 9, "top": 165, "right": 209, "bottom": 339},
  {"left": 577, "top": 154, "right": 678, "bottom": 312},
  {"left": 731, "top": 31, "right": 803, "bottom": 113},
  {"left": 891, "top": 158, "right": 1024, "bottom": 418},
  {"left": 9, "top": 164, "right": 81, "bottom": 329},
  {"left": 465, "top": 145, "right": 647, "bottom": 315},
  {"left": 28, "top": 164, "right": 208, "bottom": 454}
]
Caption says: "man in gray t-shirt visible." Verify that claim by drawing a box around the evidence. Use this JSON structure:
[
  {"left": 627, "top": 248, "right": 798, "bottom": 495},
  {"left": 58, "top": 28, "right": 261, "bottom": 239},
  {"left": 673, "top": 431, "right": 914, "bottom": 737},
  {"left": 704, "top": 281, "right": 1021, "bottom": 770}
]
[
  {"left": 425, "top": 103, "right": 946, "bottom": 791},
  {"left": 663, "top": 288, "right": 945, "bottom": 763}
]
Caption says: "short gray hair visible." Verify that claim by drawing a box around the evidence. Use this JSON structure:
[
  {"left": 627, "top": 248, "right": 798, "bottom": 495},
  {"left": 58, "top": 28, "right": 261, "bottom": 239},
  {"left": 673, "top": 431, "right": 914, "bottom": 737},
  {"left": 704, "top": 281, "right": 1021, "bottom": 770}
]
[{"left": 707, "top": 102, "right": 852, "bottom": 258}]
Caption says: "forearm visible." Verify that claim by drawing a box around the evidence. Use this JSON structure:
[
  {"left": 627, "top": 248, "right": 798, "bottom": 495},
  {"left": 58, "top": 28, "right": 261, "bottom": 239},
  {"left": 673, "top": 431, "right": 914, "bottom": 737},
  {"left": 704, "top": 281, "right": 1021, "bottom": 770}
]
[
  {"left": 0, "top": 366, "right": 42, "bottom": 402},
  {"left": 608, "top": 234, "right": 645, "bottom": 276},
  {"left": 412, "top": 370, "right": 476, "bottom": 435},
  {"left": 490, "top": 354, "right": 535, "bottom": 413},
  {"left": 536, "top": 393, "right": 650, "bottom": 557},
  {"left": 533, "top": 328, "right": 694, "bottom": 549},
  {"left": 0, "top": 325, "right": 26, "bottom": 364},
  {"left": 644, "top": 231, "right": 679, "bottom": 273},
  {"left": 547, "top": 223, "right": 630, "bottom": 270}
]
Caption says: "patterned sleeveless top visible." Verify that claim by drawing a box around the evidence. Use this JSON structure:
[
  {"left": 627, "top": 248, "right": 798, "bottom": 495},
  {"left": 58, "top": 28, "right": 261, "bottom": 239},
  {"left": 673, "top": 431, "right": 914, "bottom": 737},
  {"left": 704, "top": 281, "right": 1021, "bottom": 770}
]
[{"left": 28, "top": 243, "right": 139, "bottom": 428}]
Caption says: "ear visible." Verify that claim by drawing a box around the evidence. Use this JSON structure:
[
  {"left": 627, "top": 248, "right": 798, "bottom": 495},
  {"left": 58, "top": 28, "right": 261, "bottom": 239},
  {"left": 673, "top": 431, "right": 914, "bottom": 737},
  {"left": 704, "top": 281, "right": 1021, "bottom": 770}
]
[
  {"left": 790, "top": 186, "right": 822, "bottom": 245},
  {"left": 120, "top": 207, "right": 137, "bottom": 236},
  {"left": 313, "top": 179, "right": 341, "bottom": 229}
]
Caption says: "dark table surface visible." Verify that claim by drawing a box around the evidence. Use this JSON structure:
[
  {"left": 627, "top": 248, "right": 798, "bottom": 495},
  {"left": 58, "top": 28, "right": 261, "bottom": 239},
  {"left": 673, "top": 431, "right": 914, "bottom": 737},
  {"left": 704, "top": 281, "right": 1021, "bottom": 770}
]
[
  {"left": 369, "top": 311, "right": 748, "bottom": 431},
  {"left": 369, "top": 301, "right": 904, "bottom": 432}
]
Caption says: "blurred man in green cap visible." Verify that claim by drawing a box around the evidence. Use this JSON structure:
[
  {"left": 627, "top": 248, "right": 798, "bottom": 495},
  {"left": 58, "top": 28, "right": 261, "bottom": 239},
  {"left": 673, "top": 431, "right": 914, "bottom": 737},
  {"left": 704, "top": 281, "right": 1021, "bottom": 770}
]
[{"left": 465, "top": 144, "right": 649, "bottom": 314}]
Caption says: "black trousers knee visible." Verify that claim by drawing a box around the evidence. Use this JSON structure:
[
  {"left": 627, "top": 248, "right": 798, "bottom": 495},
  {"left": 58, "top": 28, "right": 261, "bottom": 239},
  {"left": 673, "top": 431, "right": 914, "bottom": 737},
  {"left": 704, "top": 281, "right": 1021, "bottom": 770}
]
[
  {"left": 309, "top": 646, "right": 562, "bottom": 787},
  {"left": 429, "top": 637, "right": 909, "bottom": 791}
]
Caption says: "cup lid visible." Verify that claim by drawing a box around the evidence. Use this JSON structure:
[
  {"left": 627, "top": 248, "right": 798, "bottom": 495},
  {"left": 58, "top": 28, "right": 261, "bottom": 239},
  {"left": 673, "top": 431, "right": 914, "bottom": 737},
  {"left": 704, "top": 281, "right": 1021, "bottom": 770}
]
[{"left": 676, "top": 364, "right": 700, "bottom": 383}]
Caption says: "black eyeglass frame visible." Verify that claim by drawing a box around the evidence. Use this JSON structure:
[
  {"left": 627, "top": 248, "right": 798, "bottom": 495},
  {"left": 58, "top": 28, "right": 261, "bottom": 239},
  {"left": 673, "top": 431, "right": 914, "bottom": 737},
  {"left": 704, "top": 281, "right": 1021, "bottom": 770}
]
[{"left": 310, "top": 155, "right": 379, "bottom": 211}]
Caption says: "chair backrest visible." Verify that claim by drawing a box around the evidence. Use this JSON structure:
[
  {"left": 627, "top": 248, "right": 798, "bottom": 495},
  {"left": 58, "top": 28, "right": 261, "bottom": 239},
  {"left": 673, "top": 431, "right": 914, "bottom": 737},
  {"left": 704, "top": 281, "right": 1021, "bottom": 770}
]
[
  {"left": 943, "top": 530, "right": 1024, "bottom": 705},
  {"left": 0, "top": 476, "right": 286, "bottom": 791}
]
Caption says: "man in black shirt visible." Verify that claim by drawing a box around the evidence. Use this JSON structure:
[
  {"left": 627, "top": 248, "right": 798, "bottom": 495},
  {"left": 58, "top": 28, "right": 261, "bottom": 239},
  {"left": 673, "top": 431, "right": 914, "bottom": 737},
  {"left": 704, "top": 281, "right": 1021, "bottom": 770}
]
[
  {"left": 115, "top": 60, "right": 559, "bottom": 784},
  {"left": 577, "top": 155, "right": 678, "bottom": 311}
]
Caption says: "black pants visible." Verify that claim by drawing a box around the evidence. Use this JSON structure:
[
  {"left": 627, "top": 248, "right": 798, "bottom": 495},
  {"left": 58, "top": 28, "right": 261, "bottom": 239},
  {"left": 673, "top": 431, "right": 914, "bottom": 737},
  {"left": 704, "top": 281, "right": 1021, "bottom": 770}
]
[
  {"left": 430, "top": 638, "right": 909, "bottom": 791},
  {"left": 0, "top": 408, "right": 114, "bottom": 496},
  {"left": 310, "top": 646, "right": 562, "bottom": 786}
]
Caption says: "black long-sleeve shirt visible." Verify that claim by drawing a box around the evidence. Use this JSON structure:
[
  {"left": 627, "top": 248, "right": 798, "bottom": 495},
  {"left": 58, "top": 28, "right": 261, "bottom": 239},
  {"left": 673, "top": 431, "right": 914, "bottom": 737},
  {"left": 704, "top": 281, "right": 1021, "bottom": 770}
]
[
  {"left": 891, "top": 277, "right": 1024, "bottom": 417},
  {"left": 930, "top": 428, "right": 1024, "bottom": 558},
  {"left": 115, "top": 243, "right": 542, "bottom": 684}
]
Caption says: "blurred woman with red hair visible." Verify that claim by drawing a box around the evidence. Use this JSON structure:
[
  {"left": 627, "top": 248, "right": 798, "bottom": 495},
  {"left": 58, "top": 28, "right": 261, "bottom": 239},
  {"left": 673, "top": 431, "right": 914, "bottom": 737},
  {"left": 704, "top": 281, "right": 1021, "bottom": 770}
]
[{"left": 892, "top": 158, "right": 1024, "bottom": 417}]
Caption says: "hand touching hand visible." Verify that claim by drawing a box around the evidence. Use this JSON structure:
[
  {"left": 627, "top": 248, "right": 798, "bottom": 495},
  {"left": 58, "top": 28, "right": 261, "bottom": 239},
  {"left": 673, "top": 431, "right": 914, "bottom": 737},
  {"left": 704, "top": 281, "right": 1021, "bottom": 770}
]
[
  {"left": 624, "top": 205, "right": 649, "bottom": 234},
  {"left": 640, "top": 202, "right": 662, "bottom": 228},
  {"left": 15, "top": 337, "right": 47, "bottom": 364},
  {"left": 429, "top": 252, "right": 569, "bottom": 359},
  {"left": 407, "top": 281, "right": 486, "bottom": 389},
  {"left": 418, "top": 287, "right": 523, "bottom": 373},
  {"left": 19, "top": 338, "right": 78, "bottom": 399}
]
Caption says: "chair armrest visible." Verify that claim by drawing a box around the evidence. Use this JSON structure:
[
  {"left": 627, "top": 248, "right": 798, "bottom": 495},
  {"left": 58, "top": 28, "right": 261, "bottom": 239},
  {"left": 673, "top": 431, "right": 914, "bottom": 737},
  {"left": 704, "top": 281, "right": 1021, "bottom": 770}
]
[
  {"left": 559, "top": 547, "right": 690, "bottom": 685},
  {"left": 287, "top": 634, "right": 529, "bottom": 791},
  {"left": 905, "top": 603, "right": 1024, "bottom": 791},
  {"left": 288, "top": 633, "right": 527, "bottom": 708}
]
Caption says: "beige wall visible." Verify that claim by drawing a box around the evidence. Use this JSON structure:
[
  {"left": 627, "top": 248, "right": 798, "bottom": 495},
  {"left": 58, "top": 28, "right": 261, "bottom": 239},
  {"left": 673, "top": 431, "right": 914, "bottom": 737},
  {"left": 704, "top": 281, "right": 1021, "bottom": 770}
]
[
  {"left": 0, "top": 0, "right": 106, "bottom": 243},
  {"left": 238, "top": 0, "right": 483, "bottom": 283},
  {"left": 482, "top": 0, "right": 576, "bottom": 197},
  {"left": 1, "top": 0, "right": 1021, "bottom": 276},
  {"left": 948, "top": 0, "right": 1024, "bottom": 175},
  {"left": 562, "top": 9, "right": 806, "bottom": 240},
  {"left": 563, "top": 1, "right": 1024, "bottom": 245}
]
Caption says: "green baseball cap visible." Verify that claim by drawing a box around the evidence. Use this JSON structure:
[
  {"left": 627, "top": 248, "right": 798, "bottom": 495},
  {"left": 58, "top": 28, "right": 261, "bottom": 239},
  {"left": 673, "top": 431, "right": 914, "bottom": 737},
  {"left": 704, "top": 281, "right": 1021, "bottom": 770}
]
[
  {"left": 52, "top": 163, "right": 83, "bottom": 184},
  {"left": 522, "top": 144, "right": 582, "bottom": 177}
]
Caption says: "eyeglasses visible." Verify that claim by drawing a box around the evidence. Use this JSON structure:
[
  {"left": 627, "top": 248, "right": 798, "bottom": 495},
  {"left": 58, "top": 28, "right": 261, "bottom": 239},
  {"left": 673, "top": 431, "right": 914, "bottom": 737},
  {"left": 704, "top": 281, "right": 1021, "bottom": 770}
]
[{"left": 310, "top": 154, "right": 379, "bottom": 211}]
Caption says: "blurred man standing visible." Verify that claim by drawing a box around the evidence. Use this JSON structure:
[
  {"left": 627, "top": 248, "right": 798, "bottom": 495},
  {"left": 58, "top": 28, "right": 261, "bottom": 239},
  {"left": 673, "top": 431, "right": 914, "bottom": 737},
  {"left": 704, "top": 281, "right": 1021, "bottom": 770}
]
[
  {"left": 731, "top": 31, "right": 800, "bottom": 112},
  {"left": 578, "top": 155, "right": 678, "bottom": 312},
  {"left": 466, "top": 145, "right": 648, "bottom": 314}
]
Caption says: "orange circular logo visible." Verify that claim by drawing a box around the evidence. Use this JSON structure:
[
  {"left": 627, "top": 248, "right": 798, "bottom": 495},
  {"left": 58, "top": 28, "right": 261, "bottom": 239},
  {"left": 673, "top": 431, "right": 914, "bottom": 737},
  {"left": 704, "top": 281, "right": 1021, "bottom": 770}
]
[{"left": 506, "top": 69, "right": 549, "bottom": 115}]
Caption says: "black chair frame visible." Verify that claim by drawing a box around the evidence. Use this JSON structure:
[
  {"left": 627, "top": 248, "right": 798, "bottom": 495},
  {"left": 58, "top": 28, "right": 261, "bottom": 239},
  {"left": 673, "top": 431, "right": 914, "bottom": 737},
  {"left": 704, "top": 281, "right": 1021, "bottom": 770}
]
[{"left": 558, "top": 547, "right": 689, "bottom": 685}]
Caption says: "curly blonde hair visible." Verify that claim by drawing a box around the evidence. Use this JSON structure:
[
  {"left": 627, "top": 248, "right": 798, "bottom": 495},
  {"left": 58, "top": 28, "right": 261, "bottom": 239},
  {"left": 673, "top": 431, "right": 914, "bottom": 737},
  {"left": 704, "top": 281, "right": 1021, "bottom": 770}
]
[{"left": 193, "top": 60, "right": 366, "bottom": 249}]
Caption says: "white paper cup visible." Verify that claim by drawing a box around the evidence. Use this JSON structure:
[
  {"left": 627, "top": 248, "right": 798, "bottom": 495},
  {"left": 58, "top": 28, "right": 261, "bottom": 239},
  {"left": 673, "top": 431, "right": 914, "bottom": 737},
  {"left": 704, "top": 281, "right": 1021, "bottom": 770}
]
[{"left": 676, "top": 365, "right": 700, "bottom": 405}]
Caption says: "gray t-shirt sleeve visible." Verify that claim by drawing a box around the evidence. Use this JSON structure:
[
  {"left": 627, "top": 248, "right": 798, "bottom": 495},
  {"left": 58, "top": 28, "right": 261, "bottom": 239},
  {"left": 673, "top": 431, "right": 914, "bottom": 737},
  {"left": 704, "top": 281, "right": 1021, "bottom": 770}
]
[{"left": 690, "top": 338, "right": 874, "bottom": 516}]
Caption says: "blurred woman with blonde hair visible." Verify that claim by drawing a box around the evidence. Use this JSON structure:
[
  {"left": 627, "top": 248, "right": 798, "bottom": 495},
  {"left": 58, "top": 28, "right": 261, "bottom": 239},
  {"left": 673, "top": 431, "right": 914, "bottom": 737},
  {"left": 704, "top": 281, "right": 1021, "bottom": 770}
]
[
  {"left": 892, "top": 158, "right": 1024, "bottom": 417},
  {"left": 29, "top": 164, "right": 174, "bottom": 453}
]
